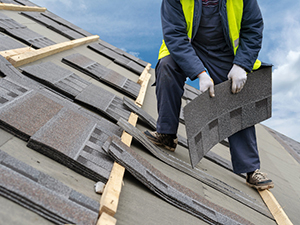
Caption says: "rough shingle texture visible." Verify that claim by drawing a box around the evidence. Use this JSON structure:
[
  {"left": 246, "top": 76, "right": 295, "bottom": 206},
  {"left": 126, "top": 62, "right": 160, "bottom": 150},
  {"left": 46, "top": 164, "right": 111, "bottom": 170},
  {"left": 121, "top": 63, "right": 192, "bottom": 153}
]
[
  {"left": 20, "top": 12, "right": 86, "bottom": 40},
  {"left": 88, "top": 41, "right": 148, "bottom": 74},
  {"left": 0, "top": 150, "right": 99, "bottom": 225},
  {"left": 0, "top": 32, "right": 25, "bottom": 51},
  {"left": 103, "top": 136, "right": 255, "bottom": 225},
  {"left": 62, "top": 53, "right": 141, "bottom": 98},
  {"left": 0, "top": 56, "right": 121, "bottom": 183},
  {"left": 20, "top": 62, "right": 131, "bottom": 122},
  {"left": 116, "top": 118, "right": 271, "bottom": 218},
  {"left": 184, "top": 67, "right": 272, "bottom": 167},
  {"left": 0, "top": 12, "right": 56, "bottom": 48}
]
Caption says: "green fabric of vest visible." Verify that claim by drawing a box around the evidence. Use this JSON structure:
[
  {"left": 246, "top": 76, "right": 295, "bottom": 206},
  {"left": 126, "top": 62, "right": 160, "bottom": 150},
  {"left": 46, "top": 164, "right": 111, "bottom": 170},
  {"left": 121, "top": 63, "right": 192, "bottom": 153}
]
[{"left": 158, "top": 0, "right": 261, "bottom": 70}]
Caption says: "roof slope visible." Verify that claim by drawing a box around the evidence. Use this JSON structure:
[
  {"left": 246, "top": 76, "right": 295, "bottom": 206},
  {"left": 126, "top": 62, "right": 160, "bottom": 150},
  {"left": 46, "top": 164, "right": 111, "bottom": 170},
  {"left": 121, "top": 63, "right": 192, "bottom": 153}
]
[{"left": 0, "top": 1, "right": 299, "bottom": 225}]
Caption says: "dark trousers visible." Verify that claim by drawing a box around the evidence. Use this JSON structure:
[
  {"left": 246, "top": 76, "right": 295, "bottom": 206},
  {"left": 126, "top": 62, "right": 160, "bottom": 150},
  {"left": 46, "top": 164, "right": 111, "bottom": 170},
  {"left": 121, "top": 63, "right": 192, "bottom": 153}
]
[{"left": 155, "top": 55, "right": 260, "bottom": 174}]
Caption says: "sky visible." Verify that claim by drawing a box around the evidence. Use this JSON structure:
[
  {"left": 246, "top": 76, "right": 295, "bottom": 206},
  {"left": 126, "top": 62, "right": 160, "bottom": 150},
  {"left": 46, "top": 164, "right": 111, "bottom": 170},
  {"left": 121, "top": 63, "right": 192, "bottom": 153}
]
[{"left": 33, "top": 0, "right": 300, "bottom": 143}]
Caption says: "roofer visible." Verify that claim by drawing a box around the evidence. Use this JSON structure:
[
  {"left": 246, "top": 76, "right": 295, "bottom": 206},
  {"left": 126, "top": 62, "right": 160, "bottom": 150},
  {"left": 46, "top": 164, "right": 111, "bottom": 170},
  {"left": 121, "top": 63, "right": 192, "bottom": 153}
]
[{"left": 144, "top": 0, "right": 274, "bottom": 190}]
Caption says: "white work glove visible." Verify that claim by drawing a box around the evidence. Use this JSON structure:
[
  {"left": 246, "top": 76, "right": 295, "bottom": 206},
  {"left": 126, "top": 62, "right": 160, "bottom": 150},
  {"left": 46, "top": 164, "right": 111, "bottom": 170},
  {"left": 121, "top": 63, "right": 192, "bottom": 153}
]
[
  {"left": 198, "top": 71, "right": 215, "bottom": 97},
  {"left": 227, "top": 64, "right": 247, "bottom": 94}
]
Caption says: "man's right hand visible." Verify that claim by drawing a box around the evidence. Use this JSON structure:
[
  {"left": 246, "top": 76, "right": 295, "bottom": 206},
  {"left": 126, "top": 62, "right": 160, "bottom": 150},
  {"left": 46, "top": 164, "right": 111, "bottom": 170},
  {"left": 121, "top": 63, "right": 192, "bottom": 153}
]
[{"left": 198, "top": 71, "right": 215, "bottom": 97}]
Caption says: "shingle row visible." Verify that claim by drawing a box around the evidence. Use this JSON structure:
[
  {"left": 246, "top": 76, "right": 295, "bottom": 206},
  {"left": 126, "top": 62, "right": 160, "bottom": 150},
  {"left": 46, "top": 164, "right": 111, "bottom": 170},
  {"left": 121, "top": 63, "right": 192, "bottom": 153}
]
[
  {"left": 116, "top": 118, "right": 271, "bottom": 218},
  {"left": 0, "top": 150, "right": 99, "bottom": 225},
  {"left": 103, "top": 136, "right": 255, "bottom": 225},
  {"left": 88, "top": 41, "right": 147, "bottom": 75},
  {"left": 122, "top": 96, "right": 234, "bottom": 173},
  {"left": 0, "top": 56, "right": 122, "bottom": 183},
  {"left": 0, "top": 12, "right": 56, "bottom": 48},
  {"left": 20, "top": 61, "right": 131, "bottom": 122},
  {"left": 0, "top": 32, "right": 25, "bottom": 51},
  {"left": 62, "top": 53, "right": 141, "bottom": 99},
  {"left": 21, "top": 11, "right": 86, "bottom": 40}
]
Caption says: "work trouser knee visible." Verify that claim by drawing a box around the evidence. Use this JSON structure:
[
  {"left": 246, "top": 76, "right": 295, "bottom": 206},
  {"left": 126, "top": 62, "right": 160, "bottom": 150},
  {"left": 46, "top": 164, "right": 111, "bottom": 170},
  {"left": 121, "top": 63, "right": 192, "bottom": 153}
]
[{"left": 155, "top": 55, "right": 186, "bottom": 134}]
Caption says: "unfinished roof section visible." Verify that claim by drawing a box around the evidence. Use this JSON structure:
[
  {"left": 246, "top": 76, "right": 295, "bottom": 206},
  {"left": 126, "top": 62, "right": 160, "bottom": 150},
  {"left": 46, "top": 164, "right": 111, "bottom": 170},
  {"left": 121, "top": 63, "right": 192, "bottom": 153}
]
[{"left": 0, "top": 1, "right": 299, "bottom": 225}]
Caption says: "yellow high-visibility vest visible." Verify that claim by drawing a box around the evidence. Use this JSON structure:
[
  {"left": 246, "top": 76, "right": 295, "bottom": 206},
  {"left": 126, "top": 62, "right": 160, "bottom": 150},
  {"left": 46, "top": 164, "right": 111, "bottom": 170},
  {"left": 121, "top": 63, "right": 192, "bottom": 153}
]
[{"left": 158, "top": 0, "right": 261, "bottom": 70}]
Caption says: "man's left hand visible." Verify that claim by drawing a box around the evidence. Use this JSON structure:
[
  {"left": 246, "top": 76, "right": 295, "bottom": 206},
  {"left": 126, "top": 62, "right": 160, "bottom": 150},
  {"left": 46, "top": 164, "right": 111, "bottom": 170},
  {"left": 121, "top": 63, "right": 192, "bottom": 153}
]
[{"left": 227, "top": 64, "right": 247, "bottom": 94}]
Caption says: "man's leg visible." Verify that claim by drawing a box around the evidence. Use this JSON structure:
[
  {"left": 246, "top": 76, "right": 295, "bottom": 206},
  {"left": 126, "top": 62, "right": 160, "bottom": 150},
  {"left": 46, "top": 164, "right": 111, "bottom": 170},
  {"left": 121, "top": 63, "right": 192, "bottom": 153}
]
[
  {"left": 228, "top": 126, "right": 260, "bottom": 174},
  {"left": 144, "top": 55, "right": 186, "bottom": 151},
  {"left": 155, "top": 55, "right": 186, "bottom": 134},
  {"left": 229, "top": 126, "right": 274, "bottom": 190}
]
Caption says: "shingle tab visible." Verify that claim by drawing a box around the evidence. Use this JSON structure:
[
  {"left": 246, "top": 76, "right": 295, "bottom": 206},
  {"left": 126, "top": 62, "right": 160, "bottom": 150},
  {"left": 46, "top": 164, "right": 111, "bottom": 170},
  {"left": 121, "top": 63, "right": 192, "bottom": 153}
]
[
  {"left": 104, "top": 136, "right": 255, "bottom": 225},
  {"left": 20, "top": 62, "right": 131, "bottom": 122},
  {"left": 0, "top": 150, "right": 99, "bottom": 225},
  {"left": 116, "top": 118, "right": 271, "bottom": 218},
  {"left": 41, "top": 11, "right": 93, "bottom": 37},
  {"left": 0, "top": 32, "right": 25, "bottom": 51},
  {"left": 88, "top": 42, "right": 145, "bottom": 75},
  {"left": 21, "top": 12, "right": 85, "bottom": 40},
  {"left": 27, "top": 108, "right": 115, "bottom": 182},
  {"left": 62, "top": 53, "right": 141, "bottom": 98},
  {"left": 0, "top": 88, "right": 63, "bottom": 141},
  {"left": 0, "top": 12, "right": 56, "bottom": 49},
  {"left": 184, "top": 67, "right": 272, "bottom": 167}
]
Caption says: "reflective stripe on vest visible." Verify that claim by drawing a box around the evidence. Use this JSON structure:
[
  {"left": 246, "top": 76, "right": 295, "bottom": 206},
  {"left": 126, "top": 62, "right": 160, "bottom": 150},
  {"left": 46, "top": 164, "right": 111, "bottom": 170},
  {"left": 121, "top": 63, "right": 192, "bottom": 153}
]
[{"left": 158, "top": 0, "right": 261, "bottom": 70}]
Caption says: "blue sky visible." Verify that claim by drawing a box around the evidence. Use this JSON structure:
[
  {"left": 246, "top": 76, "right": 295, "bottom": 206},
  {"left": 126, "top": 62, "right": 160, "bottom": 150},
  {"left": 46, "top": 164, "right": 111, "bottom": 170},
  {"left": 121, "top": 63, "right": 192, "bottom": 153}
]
[{"left": 33, "top": 0, "right": 300, "bottom": 143}]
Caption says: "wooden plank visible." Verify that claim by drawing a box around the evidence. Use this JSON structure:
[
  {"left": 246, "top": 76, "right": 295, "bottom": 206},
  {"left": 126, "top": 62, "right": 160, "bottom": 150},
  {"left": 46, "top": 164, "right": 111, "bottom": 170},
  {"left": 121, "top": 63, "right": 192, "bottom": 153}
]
[
  {"left": 8, "top": 35, "right": 99, "bottom": 67},
  {"left": 259, "top": 190, "right": 293, "bottom": 225},
  {"left": 99, "top": 162, "right": 125, "bottom": 217},
  {"left": 98, "top": 62, "right": 151, "bottom": 225},
  {"left": 137, "top": 63, "right": 151, "bottom": 85},
  {"left": 0, "top": 3, "right": 46, "bottom": 12},
  {"left": 97, "top": 212, "right": 117, "bottom": 225},
  {"left": 121, "top": 113, "right": 139, "bottom": 147},
  {"left": 135, "top": 72, "right": 151, "bottom": 107},
  {"left": 0, "top": 47, "right": 35, "bottom": 59}
]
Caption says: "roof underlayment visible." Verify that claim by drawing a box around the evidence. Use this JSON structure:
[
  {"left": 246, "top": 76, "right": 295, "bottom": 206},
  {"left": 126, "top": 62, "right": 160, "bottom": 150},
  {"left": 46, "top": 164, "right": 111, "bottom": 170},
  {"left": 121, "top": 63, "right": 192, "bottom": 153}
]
[{"left": 0, "top": 1, "right": 299, "bottom": 225}]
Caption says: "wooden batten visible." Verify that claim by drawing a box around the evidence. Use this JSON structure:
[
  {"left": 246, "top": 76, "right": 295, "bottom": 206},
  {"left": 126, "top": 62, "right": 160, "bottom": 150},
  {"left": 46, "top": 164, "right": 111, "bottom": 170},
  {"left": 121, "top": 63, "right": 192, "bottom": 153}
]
[
  {"left": 8, "top": 35, "right": 99, "bottom": 67},
  {"left": 0, "top": 47, "right": 35, "bottom": 59},
  {"left": 97, "top": 63, "right": 152, "bottom": 225},
  {"left": 259, "top": 190, "right": 293, "bottom": 225},
  {"left": 0, "top": 3, "right": 46, "bottom": 12},
  {"left": 99, "top": 162, "right": 125, "bottom": 217}
]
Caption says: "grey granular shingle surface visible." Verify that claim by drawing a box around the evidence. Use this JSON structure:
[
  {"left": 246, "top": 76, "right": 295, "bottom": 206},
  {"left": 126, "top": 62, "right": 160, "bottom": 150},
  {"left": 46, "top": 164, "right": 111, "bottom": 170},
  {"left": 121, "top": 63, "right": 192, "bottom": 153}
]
[
  {"left": 41, "top": 11, "right": 93, "bottom": 37},
  {"left": 27, "top": 107, "right": 116, "bottom": 182},
  {"left": 0, "top": 82, "right": 63, "bottom": 141},
  {"left": 0, "top": 12, "right": 56, "bottom": 49},
  {"left": 62, "top": 53, "right": 141, "bottom": 98},
  {"left": 20, "top": 62, "right": 131, "bottom": 122},
  {"left": 184, "top": 67, "right": 272, "bottom": 167},
  {"left": 0, "top": 32, "right": 25, "bottom": 51},
  {"left": 122, "top": 96, "right": 234, "bottom": 173},
  {"left": 0, "top": 58, "right": 118, "bottom": 183},
  {"left": 88, "top": 41, "right": 147, "bottom": 74},
  {"left": 116, "top": 118, "right": 271, "bottom": 218},
  {"left": 20, "top": 12, "right": 85, "bottom": 40},
  {"left": 103, "top": 136, "right": 254, "bottom": 225},
  {"left": 0, "top": 150, "right": 99, "bottom": 225}
]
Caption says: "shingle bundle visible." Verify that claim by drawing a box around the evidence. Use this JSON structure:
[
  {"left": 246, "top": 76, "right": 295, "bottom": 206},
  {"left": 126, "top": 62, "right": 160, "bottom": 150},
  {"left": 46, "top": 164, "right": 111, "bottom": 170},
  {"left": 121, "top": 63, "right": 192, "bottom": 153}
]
[
  {"left": 0, "top": 150, "right": 99, "bottom": 225},
  {"left": 62, "top": 53, "right": 141, "bottom": 99}
]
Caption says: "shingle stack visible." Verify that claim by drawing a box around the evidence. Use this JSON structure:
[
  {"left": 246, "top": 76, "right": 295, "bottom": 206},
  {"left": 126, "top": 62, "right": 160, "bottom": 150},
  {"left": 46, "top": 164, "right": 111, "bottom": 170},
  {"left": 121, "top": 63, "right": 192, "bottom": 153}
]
[
  {"left": 62, "top": 53, "right": 141, "bottom": 98},
  {"left": 103, "top": 136, "right": 255, "bottom": 225},
  {"left": 0, "top": 12, "right": 56, "bottom": 48},
  {"left": 88, "top": 41, "right": 148, "bottom": 75},
  {"left": 0, "top": 150, "right": 99, "bottom": 225},
  {"left": 20, "top": 62, "right": 131, "bottom": 122}
]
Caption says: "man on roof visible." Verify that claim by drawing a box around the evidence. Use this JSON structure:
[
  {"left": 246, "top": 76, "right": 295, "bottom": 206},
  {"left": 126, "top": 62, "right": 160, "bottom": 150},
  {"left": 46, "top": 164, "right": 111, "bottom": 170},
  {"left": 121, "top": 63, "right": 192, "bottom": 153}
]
[{"left": 144, "top": 0, "right": 274, "bottom": 190}]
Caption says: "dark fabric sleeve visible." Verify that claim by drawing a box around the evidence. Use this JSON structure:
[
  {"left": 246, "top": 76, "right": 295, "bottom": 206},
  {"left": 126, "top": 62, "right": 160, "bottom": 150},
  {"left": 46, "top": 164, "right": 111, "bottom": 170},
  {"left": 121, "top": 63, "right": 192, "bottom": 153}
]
[
  {"left": 233, "top": 0, "right": 264, "bottom": 72},
  {"left": 161, "top": 0, "right": 205, "bottom": 80}
]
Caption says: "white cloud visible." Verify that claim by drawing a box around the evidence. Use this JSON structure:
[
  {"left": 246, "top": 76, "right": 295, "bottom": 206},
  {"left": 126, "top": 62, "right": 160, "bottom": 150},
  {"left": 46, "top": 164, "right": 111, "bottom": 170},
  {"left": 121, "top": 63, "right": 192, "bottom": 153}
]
[{"left": 258, "top": 1, "right": 300, "bottom": 142}]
